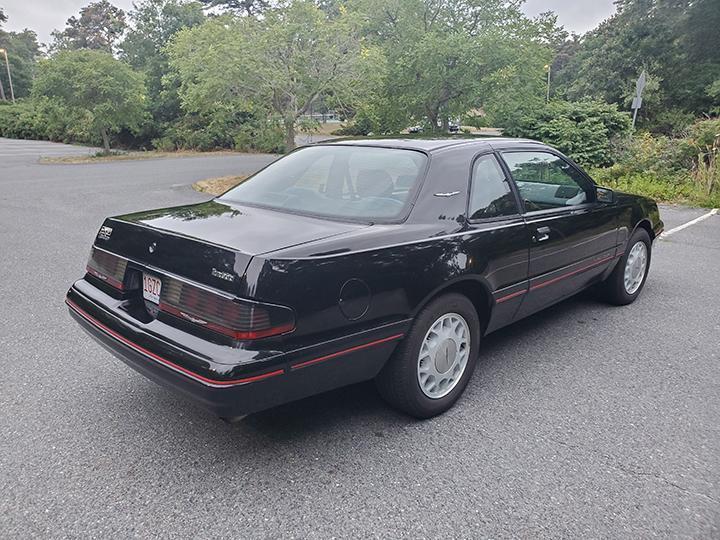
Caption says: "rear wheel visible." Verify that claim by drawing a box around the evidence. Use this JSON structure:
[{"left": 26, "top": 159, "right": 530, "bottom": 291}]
[
  {"left": 375, "top": 293, "right": 481, "bottom": 418},
  {"left": 599, "top": 228, "right": 651, "bottom": 305}
]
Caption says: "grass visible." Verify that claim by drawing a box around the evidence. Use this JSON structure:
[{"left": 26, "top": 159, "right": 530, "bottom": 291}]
[
  {"left": 40, "top": 149, "right": 249, "bottom": 164},
  {"left": 592, "top": 169, "right": 720, "bottom": 208},
  {"left": 192, "top": 175, "right": 248, "bottom": 195}
]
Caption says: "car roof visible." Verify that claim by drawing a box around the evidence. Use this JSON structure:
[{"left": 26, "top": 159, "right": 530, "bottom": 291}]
[{"left": 318, "top": 136, "right": 543, "bottom": 152}]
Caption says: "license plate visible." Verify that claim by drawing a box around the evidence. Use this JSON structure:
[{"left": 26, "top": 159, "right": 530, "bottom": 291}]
[{"left": 142, "top": 274, "right": 162, "bottom": 304}]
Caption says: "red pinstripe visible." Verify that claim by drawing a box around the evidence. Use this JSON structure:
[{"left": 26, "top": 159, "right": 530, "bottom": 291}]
[{"left": 67, "top": 299, "right": 283, "bottom": 387}]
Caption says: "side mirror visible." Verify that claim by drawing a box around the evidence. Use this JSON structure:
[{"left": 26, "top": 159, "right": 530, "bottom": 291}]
[{"left": 596, "top": 186, "right": 615, "bottom": 204}]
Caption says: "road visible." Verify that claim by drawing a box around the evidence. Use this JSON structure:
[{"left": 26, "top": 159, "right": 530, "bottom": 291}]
[{"left": 1, "top": 138, "right": 718, "bottom": 538}]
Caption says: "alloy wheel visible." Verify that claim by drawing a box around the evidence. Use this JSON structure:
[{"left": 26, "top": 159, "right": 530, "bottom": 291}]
[
  {"left": 624, "top": 240, "right": 648, "bottom": 294},
  {"left": 417, "top": 313, "right": 470, "bottom": 399}
]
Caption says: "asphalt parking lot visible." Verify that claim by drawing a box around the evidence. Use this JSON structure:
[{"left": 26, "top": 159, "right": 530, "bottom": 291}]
[{"left": 1, "top": 137, "right": 718, "bottom": 538}]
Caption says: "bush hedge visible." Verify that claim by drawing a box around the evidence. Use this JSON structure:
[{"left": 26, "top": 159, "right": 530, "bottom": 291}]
[
  {"left": 503, "top": 99, "right": 631, "bottom": 168},
  {"left": 0, "top": 99, "right": 285, "bottom": 154},
  {"left": 591, "top": 119, "right": 720, "bottom": 207},
  {"left": 0, "top": 99, "right": 97, "bottom": 145}
]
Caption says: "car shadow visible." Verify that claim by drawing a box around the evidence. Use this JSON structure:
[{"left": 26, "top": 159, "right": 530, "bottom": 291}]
[{"left": 234, "top": 290, "right": 611, "bottom": 435}]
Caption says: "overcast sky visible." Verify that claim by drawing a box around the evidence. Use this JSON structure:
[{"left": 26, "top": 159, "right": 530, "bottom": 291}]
[{"left": 2, "top": 0, "right": 617, "bottom": 45}]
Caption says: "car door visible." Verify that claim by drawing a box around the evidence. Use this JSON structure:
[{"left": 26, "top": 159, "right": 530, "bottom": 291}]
[
  {"left": 499, "top": 149, "right": 620, "bottom": 318},
  {"left": 463, "top": 152, "right": 529, "bottom": 333}
]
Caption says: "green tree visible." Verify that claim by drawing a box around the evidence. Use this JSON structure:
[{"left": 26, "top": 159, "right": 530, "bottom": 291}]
[
  {"left": 33, "top": 50, "right": 146, "bottom": 153},
  {"left": 0, "top": 9, "right": 40, "bottom": 99},
  {"left": 353, "top": 0, "right": 556, "bottom": 131},
  {"left": 553, "top": 0, "right": 720, "bottom": 132},
  {"left": 121, "top": 0, "right": 204, "bottom": 127},
  {"left": 51, "top": 0, "right": 127, "bottom": 53},
  {"left": 168, "top": 2, "right": 368, "bottom": 150},
  {"left": 198, "top": 0, "right": 272, "bottom": 16}
]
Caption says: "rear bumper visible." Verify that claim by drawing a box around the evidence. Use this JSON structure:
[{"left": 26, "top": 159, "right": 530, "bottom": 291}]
[{"left": 67, "top": 281, "right": 407, "bottom": 417}]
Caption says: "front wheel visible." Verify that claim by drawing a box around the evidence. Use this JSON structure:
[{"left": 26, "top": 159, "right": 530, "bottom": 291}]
[
  {"left": 599, "top": 228, "right": 652, "bottom": 305},
  {"left": 375, "top": 293, "right": 481, "bottom": 418}
]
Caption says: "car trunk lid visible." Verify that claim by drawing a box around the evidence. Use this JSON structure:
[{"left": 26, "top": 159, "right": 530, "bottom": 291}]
[{"left": 94, "top": 200, "right": 368, "bottom": 294}]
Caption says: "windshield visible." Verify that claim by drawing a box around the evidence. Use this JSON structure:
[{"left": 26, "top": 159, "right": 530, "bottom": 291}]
[{"left": 218, "top": 145, "right": 428, "bottom": 221}]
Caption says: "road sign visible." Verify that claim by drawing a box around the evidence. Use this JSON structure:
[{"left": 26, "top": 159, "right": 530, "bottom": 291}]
[
  {"left": 631, "top": 70, "right": 647, "bottom": 129},
  {"left": 635, "top": 70, "right": 647, "bottom": 98}
]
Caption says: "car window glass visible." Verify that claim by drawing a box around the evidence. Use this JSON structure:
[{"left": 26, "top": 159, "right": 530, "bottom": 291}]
[
  {"left": 469, "top": 155, "right": 518, "bottom": 220},
  {"left": 295, "top": 154, "right": 333, "bottom": 191},
  {"left": 502, "top": 151, "right": 588, "bottom": 211},
  {"left": 219, "top": 145, "right": 427, "bottom": 221}
]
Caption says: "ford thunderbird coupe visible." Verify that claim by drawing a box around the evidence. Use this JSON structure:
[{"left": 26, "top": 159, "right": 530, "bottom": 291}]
[{"left": 66, "top": 138, "right": 663, "bottom": 419}]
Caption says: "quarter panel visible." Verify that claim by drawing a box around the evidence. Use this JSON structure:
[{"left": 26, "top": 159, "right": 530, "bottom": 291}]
[{"left": 248, "top": 226, "right": 525, "bottom": 349}]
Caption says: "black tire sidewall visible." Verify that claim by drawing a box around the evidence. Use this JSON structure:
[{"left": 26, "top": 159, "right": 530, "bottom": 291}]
[
  {"left": 614, "top": 229, "right": 652, "bottom": 304},
  {"left": 392, "top": 293, "right": 481, "bottom": 418}
]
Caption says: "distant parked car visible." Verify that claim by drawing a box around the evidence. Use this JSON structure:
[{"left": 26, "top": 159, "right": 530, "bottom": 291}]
[
  {"left": 67, "top": 137, "right": 663, "bottom": 419},
  {"left": 448, "top": 122, "right": 460, "bottom": 133},
  {"left": 408, "top": 125, "right": 423, "bottom": 133}
]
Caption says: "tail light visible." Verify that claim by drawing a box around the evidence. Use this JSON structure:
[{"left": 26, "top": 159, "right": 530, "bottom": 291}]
[
  {"left": 86, "top": 247, "right": 127, "bottom": 290},
  {"left": 159, "top": 277, "right": 295, "bottom": 340}
]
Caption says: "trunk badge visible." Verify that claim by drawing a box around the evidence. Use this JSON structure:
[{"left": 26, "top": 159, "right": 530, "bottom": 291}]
[
  {"left": 148, "top": 242, "right": 157, "bottom": 253},
  {"left": 97, "top": 226, "right": 113, "bottom": 240}
]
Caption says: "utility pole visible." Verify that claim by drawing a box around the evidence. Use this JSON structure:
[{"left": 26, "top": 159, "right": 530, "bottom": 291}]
[{"left": 0, "top": 48, "right": 15, "bottom": 103}]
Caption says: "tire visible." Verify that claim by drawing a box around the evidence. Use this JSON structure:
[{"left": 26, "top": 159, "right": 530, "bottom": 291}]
[
  {"left": 599, "top": 228, "right": 652, "bottom": 305},
  {"left": 375, "top": 293, "right": 481, "bottom": 419}
]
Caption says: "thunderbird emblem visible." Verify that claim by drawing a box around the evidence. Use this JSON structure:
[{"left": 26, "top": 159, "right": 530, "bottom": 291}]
[
  {"left": 211, "top": 268, "right": 235, "bottom": 282},
  {"left": 148, "top": 242, "right": 157, "bottom": 254}
]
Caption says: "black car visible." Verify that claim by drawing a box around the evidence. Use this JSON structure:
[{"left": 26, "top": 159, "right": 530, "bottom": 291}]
[{"left": 66, "top": 138, "right": 663, "bottom": 419}]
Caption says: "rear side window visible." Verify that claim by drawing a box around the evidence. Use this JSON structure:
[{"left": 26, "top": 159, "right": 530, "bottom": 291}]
[
  {"left": 468, "top": 155, "right": 518, "bottom": 220},
  {"left": 501, "top": 151, "right": 589, "bottom": 211}
]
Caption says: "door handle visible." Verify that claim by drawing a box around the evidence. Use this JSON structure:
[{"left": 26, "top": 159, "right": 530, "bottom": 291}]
[{"left": 535, "top": 226, "right": 551, "bottom": 242}]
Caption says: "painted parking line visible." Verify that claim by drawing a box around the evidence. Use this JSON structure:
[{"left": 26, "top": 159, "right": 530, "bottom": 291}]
[{"left": 659, "top": 208, "right": 718, "bottom": 240}]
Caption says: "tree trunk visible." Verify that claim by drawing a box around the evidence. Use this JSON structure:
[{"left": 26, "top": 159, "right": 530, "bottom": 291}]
[
  {"left": 426, "top": 107, "right": 440, "bottom": 133},
  {"left": 441, "top": 115, "right": 450, "bottom": 132},
  {"left": 284, "top": 119, "right": 296, "bottom": 152},
  {"left": 100, "top": 127, "right": 110, "bottom": 155}
]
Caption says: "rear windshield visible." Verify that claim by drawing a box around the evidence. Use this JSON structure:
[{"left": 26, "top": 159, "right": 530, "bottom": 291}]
[{"left": 218, "top": 145, "right": 428, "bottom": 221}]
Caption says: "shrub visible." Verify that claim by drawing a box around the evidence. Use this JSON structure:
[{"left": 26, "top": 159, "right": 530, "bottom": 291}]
[
  {"left": 153, "top": 107, "right": 247, "bottom": 151},
  {"left": 334, "top": 109, "right": 375, "bottom": 136},
  {"left": 591, "top": 118, "right": 720, "bottom": 207},
  {"left": 688, "top": 119, "right": 720, "bottom": 196},
  {"left": 233, "top": 123, "right": 285, "bottom": 154},
  {"left": 152, "top": 107, "right": 285, "bottom": 153},
  {"left": 503, "top": 99, "right": 632, "bottom": 168},
  {"left": 686, "top": 118, "right": 720, "bottom": 148},
  {"left": 610, "top": 132, "right": 693, "bottom": 178},
  {"left": 0, "top": 98, "right": 98, "bottom": 145}
]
